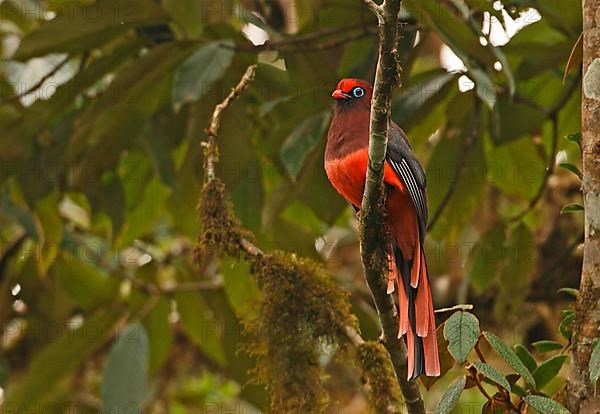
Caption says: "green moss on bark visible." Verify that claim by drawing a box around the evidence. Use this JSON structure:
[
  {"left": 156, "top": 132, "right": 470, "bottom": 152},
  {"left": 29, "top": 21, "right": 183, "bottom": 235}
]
[
  {"left": 357, "top": 341, "right": 400, "bottom": 413},
  {"left": 243, "top": 252, "right": 357, "bottom": 413}
]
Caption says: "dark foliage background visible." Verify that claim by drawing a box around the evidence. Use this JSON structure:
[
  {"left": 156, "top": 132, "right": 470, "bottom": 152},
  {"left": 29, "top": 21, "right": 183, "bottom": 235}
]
[{"left": 0, "top": 0, "right": 587, "bottom": 412}]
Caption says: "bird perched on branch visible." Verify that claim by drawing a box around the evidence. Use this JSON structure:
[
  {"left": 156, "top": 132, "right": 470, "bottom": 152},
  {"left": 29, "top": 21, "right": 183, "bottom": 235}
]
[{"left": 325, "top": 79, "right": 440, "bottom": 379}]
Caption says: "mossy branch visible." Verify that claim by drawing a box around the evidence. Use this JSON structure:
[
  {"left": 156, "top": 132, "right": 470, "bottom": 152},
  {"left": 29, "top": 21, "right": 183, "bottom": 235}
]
[{"left": 359, "top": 1, "right": 426, "bottom": 413}]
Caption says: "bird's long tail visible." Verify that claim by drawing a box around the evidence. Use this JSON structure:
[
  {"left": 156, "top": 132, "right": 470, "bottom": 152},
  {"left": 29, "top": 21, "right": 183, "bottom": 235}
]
[{"left": 387, "top": 240, "right": 440, "bottom": 380}]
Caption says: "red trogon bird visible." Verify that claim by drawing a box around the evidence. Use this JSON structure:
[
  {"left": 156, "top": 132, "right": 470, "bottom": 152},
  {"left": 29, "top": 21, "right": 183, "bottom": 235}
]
[{"left": 325, "top": 79, "right": 440, "bottom": 379}]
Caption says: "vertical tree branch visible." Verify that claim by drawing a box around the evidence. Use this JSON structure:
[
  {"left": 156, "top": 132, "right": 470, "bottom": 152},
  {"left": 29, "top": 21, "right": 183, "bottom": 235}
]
[
  {"left": 359, "top": 1, "right": 426, "bottom": 413},
  {"left": 566, "top": 0, "right": 600, "bottom": 412}
]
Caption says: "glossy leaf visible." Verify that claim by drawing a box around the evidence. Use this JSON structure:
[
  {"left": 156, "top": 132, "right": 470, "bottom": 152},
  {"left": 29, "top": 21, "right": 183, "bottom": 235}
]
[
  {"left": 514, "top": 344, "right": 537, "bottom": 373},
  {"left": 172, "top": 41, "right": 236, "bottom": 106},
  {"left": 561, "top": 203, "right": 584, "bottom": 214},
  {"left": 532, "top": 354, "right": 568, "bottom": 389},
  {"left": 470, "top": 223, "right": 505, "bottom": 293},
  {"left": 532, "top": 340, "right": 563, "bottom": 353},
  {"left": 102, "top": 323, "right": 149, "bottom": 413}
]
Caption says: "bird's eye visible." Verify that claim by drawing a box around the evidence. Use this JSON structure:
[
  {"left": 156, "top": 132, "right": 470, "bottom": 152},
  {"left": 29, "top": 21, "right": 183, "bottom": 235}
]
[{"left": 352, "top": 87, "right": 365, "bottom": 98}]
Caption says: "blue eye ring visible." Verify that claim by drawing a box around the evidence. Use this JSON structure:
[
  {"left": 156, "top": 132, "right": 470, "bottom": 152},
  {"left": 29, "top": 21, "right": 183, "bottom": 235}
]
[{"left": 352, "top": 87, "right": 365, "bottom": 98}]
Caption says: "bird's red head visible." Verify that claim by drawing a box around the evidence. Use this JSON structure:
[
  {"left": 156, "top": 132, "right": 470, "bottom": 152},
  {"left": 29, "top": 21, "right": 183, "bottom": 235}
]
[{"left": 331, "top": 78, "right": 372, "bottom": 101}]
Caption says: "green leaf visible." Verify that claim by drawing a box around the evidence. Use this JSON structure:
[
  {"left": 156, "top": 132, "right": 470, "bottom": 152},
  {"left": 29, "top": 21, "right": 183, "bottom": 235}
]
[
  {"left": 484, "top": 135, "right": 544, "bottom": 199},
  {"left": 221, "top": 258, "right": 260, "bottom": 321},
  {"left": 559, "top": 310, "right": 575, "bottom": 340},
  {"left": 532, "top": 355, "right": 568, "bottom": 390},
  {"left": 280, "top": 111, "right": 331, "bottom": 179},
  {"left": 524, "top": 395, "right": 570, "bottom": 414},
  {"left": 590, "top": 339, "right": 600, "bottom": 383},
  {"left": 558, "top": 288, "right": 579, "bottom": 298},
  {"left": 34, "top": 190, "right": 63, "bottom": 276},
  {"left": 102, "top": 323, "right": 149, "bottom": 413},
  {"left": 50, "top": 257, "right": 119, "bottom": 310},
  {"left": 472, "top": 362, "right": 511, "bottom": 391},
  {"left": 176, "top": 292, "right": 227, "bottom": 365},
  {"left": 172, "top": 41, "right": 235, "bottom": 106},
  {"left": 560, "top": 204, "right": 584, "bottom": 214},
  {"left": 162, "top": 0, "right": 203, "bottom": 37},
  {"left": 143, "top": 297, "right": 173, "bottom": 373},
  {"left": 566, "top": 132, "right": 582, "bottom": 150},
  {"left": 434, "top": 375, "right": 466, "bottom": 414},
  {"left": 495, "top": 224, "right": 536, "bottom": 317},
  {"left": 559, "top": 162, "right": 583, "bottom": 179},
  {"left": 470, "top": 224, "right": 505, "bottom": 293},
  {"left": 483, "top": 331, "right": 537, "bottom": 388},
  {"left": 443, "top": 311, "right": 480, "bottom": 364},
  {"left": 14, "top": 0, "right": 167, "bottom": 60},
  {"left": 490, "top": 96, "right": 547, "bottom": 145},
  {"left": 532, "top": 340, "right": 564, "bottom": 354},
  {"left": 514, "top": 344, "right": 537, "bottom": 373},
  {"left": 118, "top": 177, "right": 170, "bottom": 246}
]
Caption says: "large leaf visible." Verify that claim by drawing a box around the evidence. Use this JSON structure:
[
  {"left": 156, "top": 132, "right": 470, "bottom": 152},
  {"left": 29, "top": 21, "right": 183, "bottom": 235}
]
[
  {"left": 434, "top": 375, "right": 466, "bottom": 414},
  {"left": 483, "top": 331, "right": 536, "bottom": 388},
  {"left": 495, "top": 224, "right": 536, "bottom": 318},
  {"left": 470, "top": 223, "right": 505, "bottom": 293},
  {"left": 532, "top": 355, "right": 568, "bottom": 390},
  {"left": 221, "top": 258, "right": 260, "bottom": 321},
  {"left": 472, "top": 361, "right": 511, "bottom": 391},
  {"left": 280, "top": 111, "right": 331, "bottom": 179},
  {"left": 514, "top": 344, "right": 538, "bottom": 373},
  {"left": 14, "top": 0, "right": 167, "bottom": 60},
  {"left": 142, "top": 297, "right": 173, "bottom": 373},
  {"left": 532, "top": 340, "right": 563, "bottom": 354},
  {"left": 524, "top": 395, "right": 570, "bottom": 414},
  {"left": 50, "top": 256, "right": 119, "bottom": 310},
  {"left": 172, "top": 41, "right": 235, "bottom": 106},
  {"left": 176, "top": 292, "right": 227, "bottom": 365},
  {"left": 443, "top": 311, "right": 480, "bottom": 364},
  {"left": 162, "top": 0, "right": 203, "bottom": 37},
  {"left": 34, "top": 190, "right": 63, "bottom": 276},
  {"left": 102, "top": 323, "right": 149, "bottom": 413}
]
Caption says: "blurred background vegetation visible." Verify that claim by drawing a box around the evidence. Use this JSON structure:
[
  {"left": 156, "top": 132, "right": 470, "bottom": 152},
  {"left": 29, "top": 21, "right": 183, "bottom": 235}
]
[{"left": 0, "top": 0, "right": 587, "bottom": 412}]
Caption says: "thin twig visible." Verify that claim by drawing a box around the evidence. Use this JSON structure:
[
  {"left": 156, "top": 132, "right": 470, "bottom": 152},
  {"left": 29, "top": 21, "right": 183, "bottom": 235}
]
[
  {"left": 428, "top": 100, "right": 482, "bottom": 231},
  {"left": 205, "top": 64, "right": 257, "bottom": 180},
  {"left": 0, "top": 55, "right": 70, "bottom": 106},
  {"left": 434, "top": 304, "right": 474, "bottom": 314}
]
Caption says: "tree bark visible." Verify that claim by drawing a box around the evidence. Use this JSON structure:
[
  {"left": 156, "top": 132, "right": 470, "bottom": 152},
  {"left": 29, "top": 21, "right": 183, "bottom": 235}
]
[
  {"left": 360, "top": 1, "right": 426, "bottom": 413},
  {"left": 566, "top": 1, "right": 600, "bottom": 412}
]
